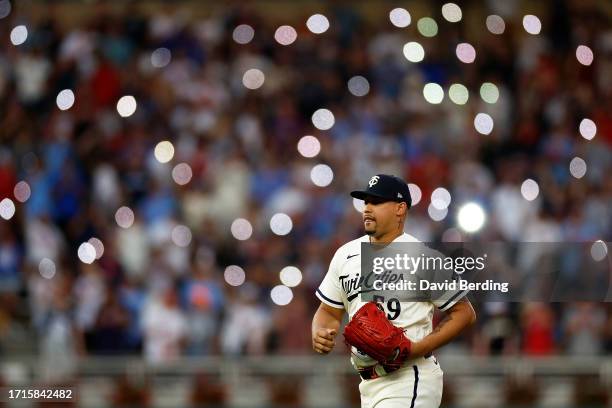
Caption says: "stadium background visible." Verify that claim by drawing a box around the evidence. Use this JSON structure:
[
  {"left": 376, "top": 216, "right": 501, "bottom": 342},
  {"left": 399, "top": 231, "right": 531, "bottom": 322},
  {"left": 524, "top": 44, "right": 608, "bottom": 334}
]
[{"left": 0, "top": 0, "right": 610, "bottom": 406}]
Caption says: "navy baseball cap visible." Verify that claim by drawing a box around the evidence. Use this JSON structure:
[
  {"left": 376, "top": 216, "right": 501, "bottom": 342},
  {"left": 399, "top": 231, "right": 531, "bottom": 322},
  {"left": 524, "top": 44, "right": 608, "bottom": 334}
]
[{"left": 350, "top": 174, "right": 412, "bottom": 208}]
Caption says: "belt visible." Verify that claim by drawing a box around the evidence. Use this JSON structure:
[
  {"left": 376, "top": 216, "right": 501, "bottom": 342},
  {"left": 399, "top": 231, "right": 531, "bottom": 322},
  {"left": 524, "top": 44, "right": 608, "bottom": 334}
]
[{"left": 359, "top": 352, "right": 432, "bottom": 380}]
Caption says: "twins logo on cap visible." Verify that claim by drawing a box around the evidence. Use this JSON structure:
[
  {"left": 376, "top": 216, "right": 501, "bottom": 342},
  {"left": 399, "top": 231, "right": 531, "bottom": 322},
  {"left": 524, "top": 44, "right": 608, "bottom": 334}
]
[{"left": 368, "top": 176, "right": 380, "bottom": 188}]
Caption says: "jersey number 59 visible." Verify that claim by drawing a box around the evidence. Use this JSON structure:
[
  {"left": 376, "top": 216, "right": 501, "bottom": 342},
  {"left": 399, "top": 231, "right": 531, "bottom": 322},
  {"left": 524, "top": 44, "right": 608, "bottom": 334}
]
[{"left": 372, "top": 296, "right": 401, "bottom": 320}]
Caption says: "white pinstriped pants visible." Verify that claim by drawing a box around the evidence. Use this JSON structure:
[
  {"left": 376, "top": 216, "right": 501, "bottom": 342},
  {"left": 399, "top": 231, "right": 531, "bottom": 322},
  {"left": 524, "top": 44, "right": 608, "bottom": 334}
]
[{"left": 359, "top": 356, "right": 443, "bottom": 408}]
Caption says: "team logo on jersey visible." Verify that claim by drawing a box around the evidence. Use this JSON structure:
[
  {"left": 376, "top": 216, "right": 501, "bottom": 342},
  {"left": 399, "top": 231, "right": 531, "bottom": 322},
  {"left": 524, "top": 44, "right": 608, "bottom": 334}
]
[
  {"left": 368, "top": 176, "right": 380, "bottom": 187},
  {"left": 340, "top": 273, "right": 362, "bottom": 301},
  {"left": 340, "top": 270, "right": 405, "bottom": 301}
]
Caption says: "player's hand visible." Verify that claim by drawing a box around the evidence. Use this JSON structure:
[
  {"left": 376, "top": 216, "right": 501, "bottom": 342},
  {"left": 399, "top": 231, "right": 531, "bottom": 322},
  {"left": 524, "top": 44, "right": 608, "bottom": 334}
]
[{"left": 312, "top": 328, "right": 337, "bottom": 354}]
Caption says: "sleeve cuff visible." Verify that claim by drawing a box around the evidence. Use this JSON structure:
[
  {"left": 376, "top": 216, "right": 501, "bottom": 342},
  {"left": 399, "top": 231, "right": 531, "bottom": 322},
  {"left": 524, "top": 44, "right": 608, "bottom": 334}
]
[
  {"left": 437, "top": 289, "right": 468, "bottom": 311},
  {"left": 316, "top": 289, "right": 344, "bottom": 309}
]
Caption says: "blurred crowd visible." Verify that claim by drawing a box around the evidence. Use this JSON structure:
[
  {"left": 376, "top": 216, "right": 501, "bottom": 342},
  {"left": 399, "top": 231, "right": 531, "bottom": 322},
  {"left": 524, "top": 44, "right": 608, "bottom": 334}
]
[{"left": 0, "top": 0, "right": 611, "bottom": 375}]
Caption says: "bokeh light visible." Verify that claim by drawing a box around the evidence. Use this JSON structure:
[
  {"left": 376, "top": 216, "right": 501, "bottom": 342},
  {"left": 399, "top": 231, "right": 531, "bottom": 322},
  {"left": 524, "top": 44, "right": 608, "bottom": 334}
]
[
  {"left": 523, "top": 15, "right": 542, "bottom": 35},
  {"left": 576, "top": 45, "right": 594, "bottom": 66},
  {"left": 389, "top": 8, "right": 411, "bottom": 28},
  {"left": 279, "top": 266, "right": 302, "bottom": 287},
  {"left": 88, "top": 237, "right": 104, "bottom": 260},
  {"left": 233, "top": 24, "right": 255, "bottom": 44},
  {"left": 115, "top": 206, "right": 135, "bottom": 228},
  {"left": 417, "top": 17, "right": 438, "bottom": 37},
  {"left": 521, "top": 179, "right": 540, "bottom": 201},
  {"left": 306, "top": 14, "right": 329, "bottom": 34},
  {"left": 242, "top": 68, "right": 265, "bottom": 90},
  {"left": 431, "top": 187, "right": 451, "bottom": 210},
  {"left": 274, "top": 25, "right": 297, "bottom": 45},
  {"left": 0, "top": 198, "right": 15, "bottom": 220},
  {"left": 579, "top": 118, "right": 597, "bottom": 140},
  {"left": 39, "top": 258, "right": 56, "bottom": 280},
  {"left": 486, "top": 15, "right": 505, "bottom": 34},
  {"left": 347, "top": 76, "right": 370, "bottom": 97},
  {"left": 297, "top": 135, "right": 321, "bottom": 158},
  {"left": 441, "top": 3, "right": 462, "bottom": 23},
  {"left": 77, "top": 242, "right": 96, "bottom": 264},
  {"left": 224, "top": 265, "right": 246, "bottom": 287},
  {"left": 171, "top": 225, "right": 192, "bottom": 247},
  {"left": 423, "top": 83, "right": 444, "bottom": 104},
  {"left": 353, "top": 198, "right": 365, "bottom": 213},
  {"left": 480, "top": 82, "right": 499, "bottom": 104},
  {"left": 116, "top": 95, "right": 137, "bottom": 117},
  {"left": 312, "top": 109, "right": 335, "bottom": 130},
  {"left": 474, "top": 113, "right": 494, "bottom": 135},
  {"left": 456, "top": 43, "right": 476, "bottom": 63},
  {"left": 172, "top": 163, "right": 193, "bottom": 185},
  {"left": 449, "top": 84, "right": 469, "bottom": 105},
  {"left": 403, "top": 42, "right": 425, "bottom": 63},
  {"left": 56, "top": 89, "right": 75, "bottom": 111},
  {"left": 310, "top": 164, "right": 334, "bottom": 187},
  {"left": 457, "top": 202, "right": 486, "bottom": 233},
  {"left": 0, "top": 0, "right": 11, "bottom": 19},
  {"left": 231, "top": 218, "right": 253, "bottom": 241},
  {"left": 13, "top": 181, "right": 31, "bottom": 203},
  {"left": 151, "top": 47, "right": 171, "bottom": 68},
  {"left": 154, "top": 141, "right": 175, "bottom": 163},
  {"left": 569, "top": 157, "right": 587, "bottom": 179},
  {"left": 10, "top": 25, "right": 27, "bottom": 46},
  {"left": 590, "top": 240, "right": 608, "bottom": 262},
  {"left": 270, "top": 285, "right": 293, "bottom": 306},
  {"left": 407, "top": 183, "right": 422, "bottom": 206},
  {"left": 270, "top": 213, "right": 293, "bottom": 236},
  {"left": 428, "top": 203, "right": 448, "bottom": 222}
]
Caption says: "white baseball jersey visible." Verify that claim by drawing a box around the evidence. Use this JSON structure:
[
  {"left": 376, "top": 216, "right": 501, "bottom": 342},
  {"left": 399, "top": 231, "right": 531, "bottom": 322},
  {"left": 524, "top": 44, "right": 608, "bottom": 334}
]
[
  {"left": 316, "top": 232, "right": 468, "bottom": 343},
  {"left": 317, "top": 232, "right": 466, "bottom": 408}
]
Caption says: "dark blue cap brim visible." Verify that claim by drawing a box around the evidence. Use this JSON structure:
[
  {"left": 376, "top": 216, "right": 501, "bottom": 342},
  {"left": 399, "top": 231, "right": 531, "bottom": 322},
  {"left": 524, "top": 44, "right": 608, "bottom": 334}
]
[
  {"left": 350, "top": 191, "right": 411, "bottom": 208},
  {"left": 350, "top": 190, "right": 396, "bottom": 201}
]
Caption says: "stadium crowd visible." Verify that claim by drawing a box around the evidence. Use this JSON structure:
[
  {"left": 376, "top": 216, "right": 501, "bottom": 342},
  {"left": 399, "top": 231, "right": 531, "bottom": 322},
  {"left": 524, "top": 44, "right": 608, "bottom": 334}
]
[{"left": 0, "top": 0, "right": 610, "bottom": 378}]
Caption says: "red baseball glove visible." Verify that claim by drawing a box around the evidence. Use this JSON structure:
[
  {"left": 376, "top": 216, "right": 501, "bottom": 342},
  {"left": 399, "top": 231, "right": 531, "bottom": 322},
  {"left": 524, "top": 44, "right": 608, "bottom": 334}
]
[{"left": 343, "top": 302, "right": 411, "bottom": 371}]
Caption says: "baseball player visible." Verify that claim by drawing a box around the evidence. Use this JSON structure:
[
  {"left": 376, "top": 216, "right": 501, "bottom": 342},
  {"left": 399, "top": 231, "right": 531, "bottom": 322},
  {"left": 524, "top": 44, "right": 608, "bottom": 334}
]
[{"left": 312, "top": 174, "right": 476, "bottom": 408}]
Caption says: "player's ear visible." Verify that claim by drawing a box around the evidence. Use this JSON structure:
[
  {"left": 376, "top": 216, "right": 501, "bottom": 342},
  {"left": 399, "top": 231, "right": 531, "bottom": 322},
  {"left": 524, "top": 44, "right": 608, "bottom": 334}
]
[{"left": 396, "top": 202, "right": 407, "bottom": 217}]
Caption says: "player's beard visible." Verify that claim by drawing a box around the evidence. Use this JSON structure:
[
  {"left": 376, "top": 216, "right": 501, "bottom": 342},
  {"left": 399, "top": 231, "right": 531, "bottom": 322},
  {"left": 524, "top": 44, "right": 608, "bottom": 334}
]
[{"left": 364, "top": 220, "right": 376, "bottom": 235}]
